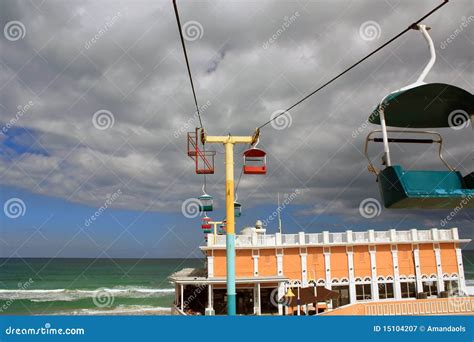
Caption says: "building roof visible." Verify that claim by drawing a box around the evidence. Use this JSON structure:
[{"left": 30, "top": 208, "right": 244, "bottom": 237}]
[
  {"left": 170, "top": 268, "right": 287, "bottom": 285},
  {"left": 201, "top": 227, "right": 470, "bottom": 250}
]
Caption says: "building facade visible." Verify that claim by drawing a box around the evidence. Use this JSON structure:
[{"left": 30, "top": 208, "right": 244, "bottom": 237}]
[{"left": 171, "top": 227, "right": 469, "bottom": 315}]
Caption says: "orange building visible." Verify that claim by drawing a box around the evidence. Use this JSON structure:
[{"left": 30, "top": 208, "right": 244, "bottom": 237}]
[{"left": 170, "top": 226, "right": 469, "bottom": 315}]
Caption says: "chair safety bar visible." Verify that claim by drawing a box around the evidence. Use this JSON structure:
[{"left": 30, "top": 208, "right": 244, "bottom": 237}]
[
  {"left": 372, "top": 138, "right": 436, "bottom": 144},
  {"left": 364, "top": 129, "right": 454, "bottom": 175}
]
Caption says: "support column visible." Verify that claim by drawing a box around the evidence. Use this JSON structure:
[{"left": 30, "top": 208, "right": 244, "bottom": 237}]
[
  {"left": 324, "top": 248, "right": 331, "bottom": 289},
  {"left": 297, "top": 286, "right": 301, "bottom": 316},
  {"left": 253, "top": 250, "right": 259, "bottom": 277},
  {"left": 433, "top": 244, "right": 444, "bottom": 293},
  {"left": 347, "top": 247, "right": 356, "bottom": 304},
  {"left": 413, "top": 244, "right": 423, "bottom": 293},
  {"left": 180, "top": 284, "right": 184, "bottom": 311},
  {"left": 205, "top": 284, "right": 215, "bottom": 315},
  {"left": 300, "top": 248, "right": 308, "bottom": 286},
  {"left": 224, "top": 142, "right": 236, "bottom": 315},
  {"left": 277, "top": 282, "right": 285, "bottom": 315},
  {"left": 277, "top": 249, "right": 283, "bottom": 276},
  {"left": 204, "top": 134, "right": 254, "bottom": 316},
  {"left": 207, "top": 252, "right": 214, "bottom": 278},
  {"left": 253, "top": 283, "right": 261, "bottom": 315},
  {"left": 369, "top": 247, "right": 378, "bottom": 300},
  {"left": 391, "top": 245, "right": 401, "bottom": 300},
  {"left": 455, "top": 245, "right": 467, "bottom": 294}
]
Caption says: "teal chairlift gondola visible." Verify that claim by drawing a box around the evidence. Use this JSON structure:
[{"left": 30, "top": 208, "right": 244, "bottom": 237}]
[
  {"left": 218, "top": 220, "right": 226, "bottom": 235},
  {"left": 234, "top": 194, "right": 242, "bottom": 218},
  {"left": 364, "top": 24, "right": 474, "bottom": 209},
  {"left": 198, "top": 185, "right": 213, "bottom": 212}
]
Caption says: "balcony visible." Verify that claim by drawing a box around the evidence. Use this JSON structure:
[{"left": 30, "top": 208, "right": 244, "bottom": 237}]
[{"left": 204, "top": 227, "right": 460, "bottom": 248}]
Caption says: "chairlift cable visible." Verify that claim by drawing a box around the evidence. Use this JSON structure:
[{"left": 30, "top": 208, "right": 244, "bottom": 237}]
[
  {"left": 173, "top": 0, "right": 204, "bottom": 129},
  {"left": 256, "top": 0, "right": 449, "bottom": 130}
]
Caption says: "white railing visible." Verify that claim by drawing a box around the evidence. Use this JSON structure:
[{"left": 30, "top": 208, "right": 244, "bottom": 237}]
[
  {"left": 306, "top": 233, "right": 322, "bottom": 244},
  {"left": 417, "top": 230, "right": 432, "bottom": 241},
  {"left": 205, "top": 228, "right": 458, "bottom": 247},
  {"left": 213, "top": 235, "right": 226, "bottom": 246},
  {"left": 353, "top": 231, "right": 368, "bottom": 242},
  {"left": 438, "top": 229, "right": 452, "bottom": 240},
  {"left": 282, "top": 234, "right": 299, "bottom": 245},
  {"left": 258, "top": 234, "right": 276, "bottom": 246},
  {"left": 235, "top": 235, "right": 252, "bottom": 246},
  {"left": 375, "top": 231, "right": 391, "bottom": 242},
  {"left": 330, "top": 233, "right": 344, "bottom": 243},
  {"left": 397, "top": 230, "right": 411, "bottom": 242}
]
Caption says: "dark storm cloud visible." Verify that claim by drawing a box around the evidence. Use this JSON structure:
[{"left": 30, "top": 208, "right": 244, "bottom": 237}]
[{"left": 0, "top": 0, "right": 472, "bottom": 232}]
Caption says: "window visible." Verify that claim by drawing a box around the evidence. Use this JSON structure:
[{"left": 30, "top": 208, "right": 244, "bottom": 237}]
[
  {"left": 422, "top": 281, "right": 438, "bottom": 297},
  {"left": 400, "top": 282, "right": 416, "bottom": 298},
  {"left": 356, "top": 284, "right": 372, "bottom": 301},
  {"left": 379, "top": 282, "right": 394, "bottom": 299},
  {"left": 444, "top": 280, "right": 459, "bottom": 295},
  {"left": 331, "top": 285, "right": 350, "bottom": 308}
]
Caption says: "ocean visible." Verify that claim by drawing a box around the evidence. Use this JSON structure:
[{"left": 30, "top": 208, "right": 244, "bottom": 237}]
[
  {"left": 0, "top": 251, "right": 473, "bottom": 315},
  {"left": 0, "top": 258, "right": 204, "bottom": 315}
]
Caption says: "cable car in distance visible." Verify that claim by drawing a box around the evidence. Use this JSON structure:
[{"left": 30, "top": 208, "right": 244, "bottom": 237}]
[
  {"left": 198, "top": 192, "right": 213, "bottom": 212},
  {"left": 218, "top": 220, "right": 226, "bottom": 235},
  {"left": 234, "top": 201, "right": 242, "bottom": 217},
  {"left": 243, "top": 148, "right": 267, "bottom": 175},
  {"left": 201, "top": 215, "right": 212, "bottom": 230},
  {"left": 364, "top": 24, "right": 474, "bottom": 209}
]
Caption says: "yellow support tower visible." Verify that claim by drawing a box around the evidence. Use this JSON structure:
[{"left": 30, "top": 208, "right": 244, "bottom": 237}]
[{"left": 204, "top": 132, "right": 258, "bottom": 315}]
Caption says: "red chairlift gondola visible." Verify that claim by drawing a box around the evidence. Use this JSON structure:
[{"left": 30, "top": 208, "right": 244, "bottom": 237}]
[
  {"left": 201, "top": 215, "right": 212, "bottom": 230},
  {"left": 187, "top": 128, "right": 215, "bottom": 175},
  {"left": 243, "top": 148, "right": 267, "bottom": 175}
]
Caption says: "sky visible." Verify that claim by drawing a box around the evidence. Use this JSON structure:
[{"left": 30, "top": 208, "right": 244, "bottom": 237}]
[{"left": 0, "top": 0, "right": 473, "bottom": 258}]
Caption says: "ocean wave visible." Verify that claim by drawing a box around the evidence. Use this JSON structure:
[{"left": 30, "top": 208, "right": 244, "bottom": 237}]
[
  {"left": 52, "top": 305, "right": 172, "bottom": 316},
  {"left": 0, "top": 287, "right": 174, "bottom": 302}
]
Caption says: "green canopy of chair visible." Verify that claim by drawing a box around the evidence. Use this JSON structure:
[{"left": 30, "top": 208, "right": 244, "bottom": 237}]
[{"left": 369, "top": 83, "right": 473, "bottom": 128}]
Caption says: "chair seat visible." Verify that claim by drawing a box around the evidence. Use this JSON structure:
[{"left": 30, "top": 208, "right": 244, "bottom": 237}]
[{"left": 377, "top": 165, "right": 474, "bottom": 209}]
